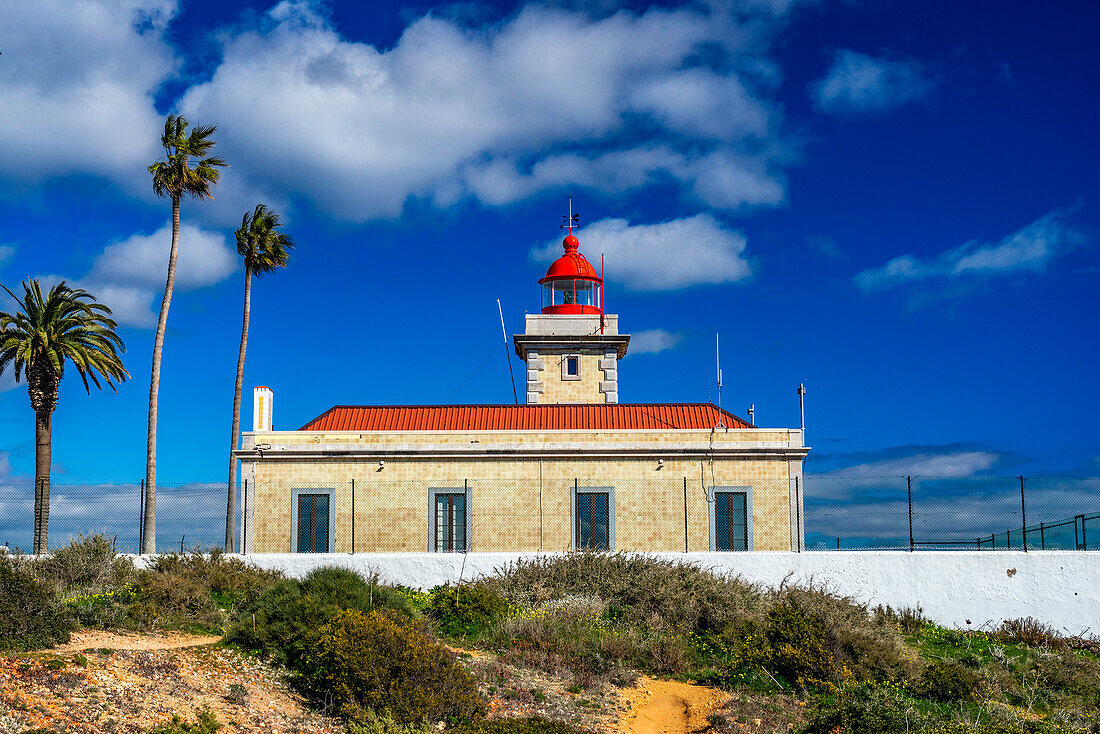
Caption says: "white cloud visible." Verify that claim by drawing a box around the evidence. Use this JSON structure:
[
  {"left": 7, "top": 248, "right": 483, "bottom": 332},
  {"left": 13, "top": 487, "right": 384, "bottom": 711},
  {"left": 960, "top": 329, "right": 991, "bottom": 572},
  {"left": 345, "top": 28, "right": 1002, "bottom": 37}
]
[
  {"left": 855, "top": 209, "right": 1084, "bottom": 293},
  {"left": 90, "top": 223, "right": 236, "bottom": 291},
  {"left": 179, "top": 1, "right": 790, "bottom": 220},
  {"left": 531, "top": 214, "right": 753, "bottom": 291},
  {"left": 826, "top": 451, "right": 1000, "bottom": 478},
  {"left": 40, "top": 222, "right": 235, "bottom": 328},
  {"left": 630, "top": 329, "right": 684, "bottom": 355},
  {"left": 0, "top": 0, "right": 177, "bottom": 189},
  {"left": 0, "top": 246, "right": 15, "bottom": 267},
  {"left": 812, "top": 50, "right": 932, "bottom": 114}
]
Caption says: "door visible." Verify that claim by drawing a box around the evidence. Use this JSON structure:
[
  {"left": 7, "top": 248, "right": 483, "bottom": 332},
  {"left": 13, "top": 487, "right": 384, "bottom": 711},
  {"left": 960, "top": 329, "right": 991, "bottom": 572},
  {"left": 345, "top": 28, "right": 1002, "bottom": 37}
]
[{"left": 297, "top": 493, "right": 330, "bottom": 553}]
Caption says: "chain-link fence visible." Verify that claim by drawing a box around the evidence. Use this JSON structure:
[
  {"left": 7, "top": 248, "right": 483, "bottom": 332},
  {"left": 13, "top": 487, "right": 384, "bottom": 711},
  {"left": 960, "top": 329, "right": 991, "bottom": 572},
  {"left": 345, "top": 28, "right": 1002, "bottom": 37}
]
[
  {"left": 1, "top": 475, "right": 1096, "bottom": 554},
  {"left": 0, "top": 481, "right": 231, "bottom": 553},
  {"left": 803, "top": 475, "right": 1100, "bottom": 550}
]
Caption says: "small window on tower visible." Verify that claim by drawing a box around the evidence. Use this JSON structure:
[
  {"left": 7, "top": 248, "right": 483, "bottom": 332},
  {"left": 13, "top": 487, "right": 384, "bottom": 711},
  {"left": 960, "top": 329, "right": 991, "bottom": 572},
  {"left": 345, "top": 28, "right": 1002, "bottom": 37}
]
[{"left": 563, "top": 355, "right": 581, "bottom": 380}]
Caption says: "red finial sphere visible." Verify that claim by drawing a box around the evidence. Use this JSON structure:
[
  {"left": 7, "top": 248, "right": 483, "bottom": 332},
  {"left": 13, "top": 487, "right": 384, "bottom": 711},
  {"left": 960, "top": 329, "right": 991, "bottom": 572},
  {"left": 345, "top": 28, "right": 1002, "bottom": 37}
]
[{"left": 563, "top": 234, "right": 579, "bottom": 251}]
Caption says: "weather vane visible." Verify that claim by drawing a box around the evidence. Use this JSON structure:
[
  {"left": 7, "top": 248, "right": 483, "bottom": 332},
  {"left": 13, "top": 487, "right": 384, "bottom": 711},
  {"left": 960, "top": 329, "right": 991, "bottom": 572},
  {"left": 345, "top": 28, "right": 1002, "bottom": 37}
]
[{"left": 561, "top": 196, "right": 580, "bottom": 234}]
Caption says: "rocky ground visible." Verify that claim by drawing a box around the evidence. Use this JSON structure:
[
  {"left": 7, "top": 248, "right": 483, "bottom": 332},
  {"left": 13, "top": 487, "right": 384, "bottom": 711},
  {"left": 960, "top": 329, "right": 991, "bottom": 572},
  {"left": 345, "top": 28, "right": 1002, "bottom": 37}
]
[{"left": 1, "top": 633, "right": 738, "bottom": 734}]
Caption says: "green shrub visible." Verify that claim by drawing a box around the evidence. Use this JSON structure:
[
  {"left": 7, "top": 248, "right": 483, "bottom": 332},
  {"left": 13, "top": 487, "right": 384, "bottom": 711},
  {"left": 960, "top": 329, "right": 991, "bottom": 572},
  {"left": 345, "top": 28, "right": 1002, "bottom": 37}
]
[
  {"left": 800, "top": 685, "right": 920, "bottom": 734},
  {"left": 345, "top": 709, "right": 435, "bottom": 734},
  {"left": 146, "top": 709, "right": 222, "bottom": 733},
  {"left": 228, "top": 566, "right": 419, "bottom": 666},
  {"left": 995, "top": 617, "right": 1066, "bottom": 650},
  {"left": 874, "top": 605, "right": 929, "bottom": 635},
  {"left": 0, "top": 553, "right": 75, "bottom": 651},
  {"left": 736, "top": 600, "right": 837, "bottom": 691},
  {"left": 297, "top": 609, "right": 485, "bottom": 724},
  {"left": 769, "top": 585, "right": 914, "bottom": 683},
  {"left": 449, "top": 718, "right": 587, "bottom": 734},
  {"left": 492, "top": 602, "right": 643, "bottom": 687},
  {"left": 483, "top": 552, "right": 764, "bottom": 634},
  {"left": 918, "top": 660, "right": 978, "bottom": 702},
  {"left": 128, "top": 548, "right": 282, "bottom": 631},
  {"left": 428, "top": 584, "right": 508, "bottom": 637},
  {"left": 36, "top": 532, "right": 135, "bottom": 594}
]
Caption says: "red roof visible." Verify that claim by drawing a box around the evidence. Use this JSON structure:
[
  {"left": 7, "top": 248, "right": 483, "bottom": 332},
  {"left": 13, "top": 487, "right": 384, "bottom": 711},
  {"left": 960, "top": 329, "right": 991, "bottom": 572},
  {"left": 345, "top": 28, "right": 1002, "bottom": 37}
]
[{"left": 299, "top": 404, "right": 752, "bottom": 432}]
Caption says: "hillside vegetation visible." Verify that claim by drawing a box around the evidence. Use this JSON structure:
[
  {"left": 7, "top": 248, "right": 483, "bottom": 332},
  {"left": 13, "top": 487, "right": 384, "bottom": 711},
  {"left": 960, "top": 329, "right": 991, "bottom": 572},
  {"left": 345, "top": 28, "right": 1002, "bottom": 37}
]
[{"left": 1, "top": 536, "right": 1097, "bottom": 734}]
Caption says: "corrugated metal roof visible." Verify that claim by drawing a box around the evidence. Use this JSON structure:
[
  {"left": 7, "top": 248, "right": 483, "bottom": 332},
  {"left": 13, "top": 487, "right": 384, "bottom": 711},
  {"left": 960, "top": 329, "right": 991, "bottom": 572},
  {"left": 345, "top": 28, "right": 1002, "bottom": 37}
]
[{"left": 298, "top": 404, "right": 752, "bottom": 431}]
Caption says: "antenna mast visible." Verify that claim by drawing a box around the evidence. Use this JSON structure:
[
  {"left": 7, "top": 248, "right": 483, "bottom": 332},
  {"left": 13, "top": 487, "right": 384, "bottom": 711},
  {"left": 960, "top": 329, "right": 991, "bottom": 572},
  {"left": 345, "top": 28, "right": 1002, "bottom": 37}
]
[
  {"left": 498, "top": 299, "right": 518, "bottom": 405},
  {"left": 797, "top": 383, "right": 806, "bottom": 439},
  {"left": 715, "top": 333, "right": 726, "bottom": 429}
]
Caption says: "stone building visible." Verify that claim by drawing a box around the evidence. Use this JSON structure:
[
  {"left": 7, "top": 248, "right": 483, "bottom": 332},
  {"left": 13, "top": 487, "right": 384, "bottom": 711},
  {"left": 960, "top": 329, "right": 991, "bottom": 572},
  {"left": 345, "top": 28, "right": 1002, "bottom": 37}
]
[{"left": 236, "top": 227, "right": 808, "bottom": 554}]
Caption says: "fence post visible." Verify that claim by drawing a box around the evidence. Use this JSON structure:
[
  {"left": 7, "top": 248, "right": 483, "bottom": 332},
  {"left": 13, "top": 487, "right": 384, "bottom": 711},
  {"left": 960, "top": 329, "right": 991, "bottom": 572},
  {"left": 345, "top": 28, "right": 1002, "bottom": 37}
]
[
  {"left": 683, "top": 477, "right": 688, "bottom": 553},
  {"left": 465, "top": 478, "right": 470, "bottom": 552},
  {"left": 138, "top": 479, "right": 145, "bottom": 553},
  {"left": 1040, "top": 521, "right": 1045, "bottom": 550},
  {"left": 1006, "top": 528, "right": 1011, "bottom": 549},
  {"left": 1020, "top": 475, "right": 1027, "bottom": 552},
  {"left": 242, "top": 479, "right": 248, "bottom": 555},
  {"left": 1084, "top": 515, "right": 1089, "bottom": 551},
  {"left": 795, "top": 476, "right": 801, "bottom": 553},
  {"left": 907, "top": 476, "right": 914, "bottom": 552},
  {"left": 351, "top": 478, "right": 356, "bottom": 555}
]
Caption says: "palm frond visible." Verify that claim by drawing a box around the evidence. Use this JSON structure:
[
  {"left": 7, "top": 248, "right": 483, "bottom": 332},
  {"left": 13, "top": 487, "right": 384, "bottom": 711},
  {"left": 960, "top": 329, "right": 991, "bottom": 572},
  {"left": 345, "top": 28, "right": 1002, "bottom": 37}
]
[{"left": 0, "top": 279, "right": 130, "bottom": 400}]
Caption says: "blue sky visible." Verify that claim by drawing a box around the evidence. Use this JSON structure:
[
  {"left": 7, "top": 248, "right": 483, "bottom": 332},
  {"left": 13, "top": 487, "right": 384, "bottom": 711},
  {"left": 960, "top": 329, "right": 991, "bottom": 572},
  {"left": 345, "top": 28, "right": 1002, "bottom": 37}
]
[{"left": 0, "top": 0, "right": 1097, "bottom": 486}]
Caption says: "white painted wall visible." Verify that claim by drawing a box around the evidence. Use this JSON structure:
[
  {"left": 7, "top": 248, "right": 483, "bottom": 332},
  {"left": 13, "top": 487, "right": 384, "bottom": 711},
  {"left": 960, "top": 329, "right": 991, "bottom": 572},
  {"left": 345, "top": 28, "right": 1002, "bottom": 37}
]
[{"left": 192, "top": 551, "right": 1098, "bottom": 636}]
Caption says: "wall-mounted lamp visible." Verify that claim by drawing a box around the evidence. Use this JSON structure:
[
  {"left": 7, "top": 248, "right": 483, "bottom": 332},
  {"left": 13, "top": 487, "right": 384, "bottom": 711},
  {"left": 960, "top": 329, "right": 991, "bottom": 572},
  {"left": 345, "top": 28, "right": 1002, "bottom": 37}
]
[
  {"left": 376, "top": 460, "right": 385, "bottom": 472},
  {"left": 656, "top": 458, "right": 664, "bottom": 470}
]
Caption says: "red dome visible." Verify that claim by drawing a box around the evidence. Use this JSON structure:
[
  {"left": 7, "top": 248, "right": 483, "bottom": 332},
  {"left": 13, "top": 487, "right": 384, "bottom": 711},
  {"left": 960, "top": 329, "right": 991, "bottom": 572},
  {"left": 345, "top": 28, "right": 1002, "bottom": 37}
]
[
  {"left": 539, "top": 235, "right": 601, "bottom": 284},
  {"left": 538, "top": 233, "right": 603, "bottom": 315}
]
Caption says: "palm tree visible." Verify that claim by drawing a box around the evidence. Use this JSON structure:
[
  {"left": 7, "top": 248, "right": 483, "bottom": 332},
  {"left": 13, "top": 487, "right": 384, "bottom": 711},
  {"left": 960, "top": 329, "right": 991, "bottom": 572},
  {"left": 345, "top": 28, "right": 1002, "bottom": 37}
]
[
  {"left": 145, "top": 115, "right": 227, "bottom": 554},
  {"left": 0, "top": 280, "right": 128, "bottom": 554},
  {"left": 226, "top": 204, "right": 294, "bottom": 551}
]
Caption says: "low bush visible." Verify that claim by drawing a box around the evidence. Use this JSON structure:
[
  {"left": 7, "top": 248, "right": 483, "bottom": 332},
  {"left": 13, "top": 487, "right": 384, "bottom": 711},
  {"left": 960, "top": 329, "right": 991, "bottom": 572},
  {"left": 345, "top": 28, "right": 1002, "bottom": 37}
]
[
  {"left": 229, "top": 566, "right": 420, "bottom": 666},
  {"left": 428, "top": 584, "right": 508, "bottom": 637},
  {"left": 449, "top": 718, "right": 587, "bottom": 734},
  {"left": 917, "top": 660, "right": 978, "bottom": 702},
  {"left": 297, "top": 609, "right": 485, "bottom": 725},
  {"left": 0, "top": 553, "right": 75, "bottom": 651},
  {"left": 874, "top": 605, "right": 929, "bottom": 635},
  {"left": 346, "top": 709, "right": 435, "bottom": 734},
  {"left": 800, "top": 685, "right": 921, "bottom": 734},
  {"left": 492, "top": 602, "right": 643, "bottom": 687},
  {"left": 146, "top": 709, "right": 222, "bottom": 733},
  {"left": 482, "top": 552, "right": 764, "bottom": 633},
  {"left": 35, "top": 533, "right": 135, "bottom": 595},
  {"left": 126, "top": 548, "right": 280, "bottom": 631},
  {"left": 737, "top": 599, "right": 839, "bottom": 691},
  {"left": 995, "top": 617, "right": 1066, "bottom": 650},
  {"left": 768, "top": 585, "right": 914, "bottom": 683}
]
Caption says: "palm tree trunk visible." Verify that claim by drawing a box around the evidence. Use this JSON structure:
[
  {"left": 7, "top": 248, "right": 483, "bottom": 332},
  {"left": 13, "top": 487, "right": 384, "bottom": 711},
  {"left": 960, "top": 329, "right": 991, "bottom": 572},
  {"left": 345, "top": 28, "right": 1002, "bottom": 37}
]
[
  {"left": 226, "top": 266, "right": 252, "bottom": 552},
  {"left": 33, "top": 409, "right": 51, "bottom": 555},
  {"left": 145, "top": 196, "right": 181, "bottom": 554}
]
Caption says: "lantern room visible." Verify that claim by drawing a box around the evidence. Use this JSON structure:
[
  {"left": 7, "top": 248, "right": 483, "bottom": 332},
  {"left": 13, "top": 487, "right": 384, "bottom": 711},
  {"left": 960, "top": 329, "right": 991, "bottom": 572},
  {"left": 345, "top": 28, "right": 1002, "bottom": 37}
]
[{"left": 539, "top": 234, "right": 603, "bottom": 314}]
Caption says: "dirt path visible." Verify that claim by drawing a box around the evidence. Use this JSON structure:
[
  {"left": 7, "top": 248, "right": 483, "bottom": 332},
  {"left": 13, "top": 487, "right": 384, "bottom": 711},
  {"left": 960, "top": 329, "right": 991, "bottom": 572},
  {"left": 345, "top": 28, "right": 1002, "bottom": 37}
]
[
  {"left": 43, "top": 629, "right": 222, "bottom": 653},
  {"left": 618, "top": 677, "right": 730, "bottom": 734}
]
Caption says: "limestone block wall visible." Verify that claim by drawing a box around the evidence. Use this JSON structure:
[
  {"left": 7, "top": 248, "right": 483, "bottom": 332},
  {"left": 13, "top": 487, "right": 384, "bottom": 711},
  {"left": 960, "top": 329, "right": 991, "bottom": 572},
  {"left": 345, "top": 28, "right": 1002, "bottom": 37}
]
[
  {"left": 244, "top": 453, "right": 796, "bottom": 554},
  {"left": 527, "top": 350, "right": 618, "bottom": 404}
]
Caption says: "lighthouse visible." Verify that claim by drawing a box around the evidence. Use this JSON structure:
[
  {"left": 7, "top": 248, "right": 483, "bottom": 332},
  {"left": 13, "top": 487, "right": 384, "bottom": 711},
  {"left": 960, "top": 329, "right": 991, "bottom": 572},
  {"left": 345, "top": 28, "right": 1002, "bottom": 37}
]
[{"left": 513, "top": 225, "right": 630, "bottom": 404}]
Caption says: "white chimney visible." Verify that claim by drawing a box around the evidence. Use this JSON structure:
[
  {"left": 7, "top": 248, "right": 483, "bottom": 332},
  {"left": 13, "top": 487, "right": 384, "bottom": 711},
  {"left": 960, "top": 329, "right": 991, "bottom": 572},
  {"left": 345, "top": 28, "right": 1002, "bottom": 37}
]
[{"left": 253, "top": 386, "right": 273, "bottom": 431}]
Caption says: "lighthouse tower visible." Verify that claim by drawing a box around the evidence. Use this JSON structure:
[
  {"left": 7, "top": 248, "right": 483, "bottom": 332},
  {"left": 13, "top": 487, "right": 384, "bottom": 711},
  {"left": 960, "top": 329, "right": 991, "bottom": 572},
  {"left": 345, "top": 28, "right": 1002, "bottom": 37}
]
[{"left": 513, "top": 221, "right": 630, "bottom": 404}]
